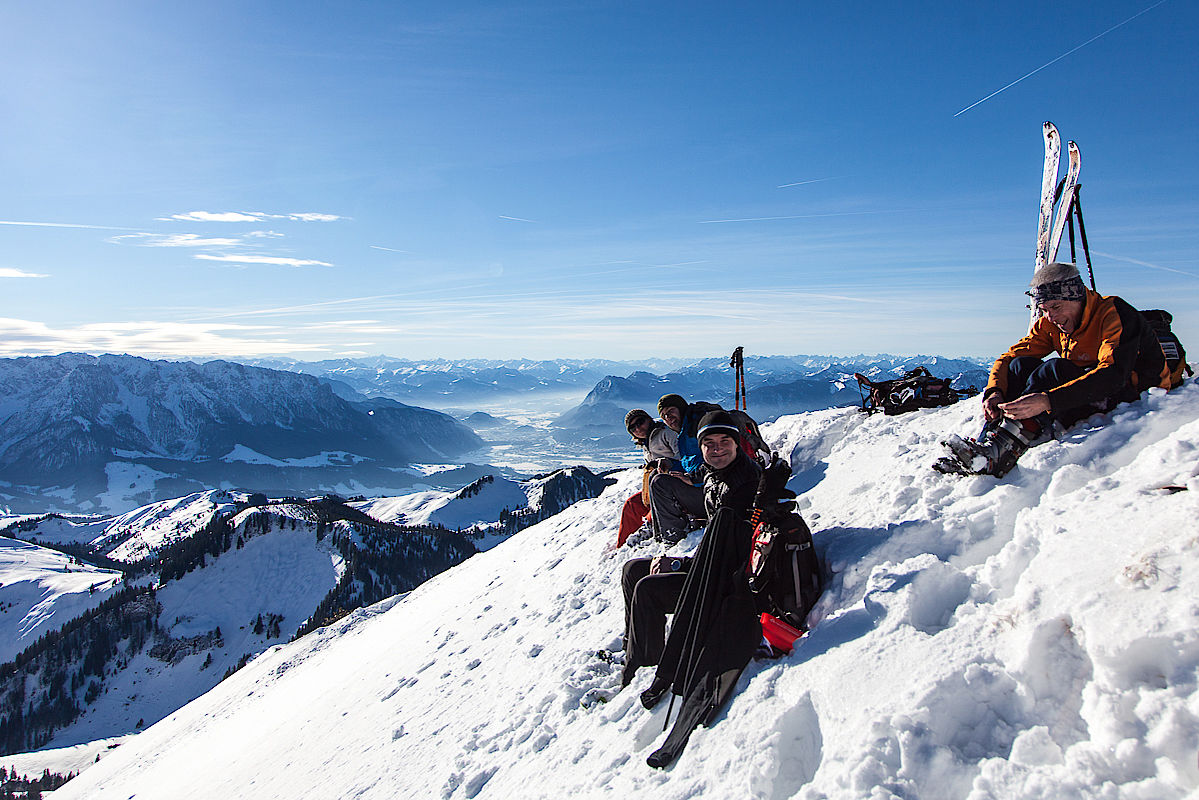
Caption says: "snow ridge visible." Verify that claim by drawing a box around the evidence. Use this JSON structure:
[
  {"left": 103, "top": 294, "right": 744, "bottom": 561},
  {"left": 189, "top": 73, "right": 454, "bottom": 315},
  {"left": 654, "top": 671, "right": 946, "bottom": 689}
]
[{"left": 51, "top": 383, "right": 1199, "bottom": 799}]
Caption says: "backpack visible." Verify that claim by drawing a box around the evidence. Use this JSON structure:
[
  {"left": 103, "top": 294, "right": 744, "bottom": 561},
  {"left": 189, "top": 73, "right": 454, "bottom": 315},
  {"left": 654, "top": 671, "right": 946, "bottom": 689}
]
[
  {"left": 688, "top": 401, "right": 769, "bottom": 461},
  {"left": 1140, "top": 309, "right": 1193, "bottom": 389},
  {"left": 854, "top": 367, "right": 967, "bottom": 416},
  {"left": 727, "top": 408, "right": 769, "bottom": 461},
  {"left": 745, "top": 510, "right": 823, "bottom": 648}
]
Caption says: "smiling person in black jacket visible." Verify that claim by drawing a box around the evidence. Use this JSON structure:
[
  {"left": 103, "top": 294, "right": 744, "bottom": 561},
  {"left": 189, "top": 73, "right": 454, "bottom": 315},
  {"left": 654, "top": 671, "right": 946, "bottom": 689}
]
[{"left": 619, "top": 411, "right": 761, "bottom": 689}]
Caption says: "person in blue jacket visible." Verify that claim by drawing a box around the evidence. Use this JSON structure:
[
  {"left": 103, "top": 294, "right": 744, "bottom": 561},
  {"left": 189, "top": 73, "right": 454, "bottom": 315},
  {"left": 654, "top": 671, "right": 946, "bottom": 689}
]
[{"left": 647, "top": 394, "right": 710, "bottom": 543}]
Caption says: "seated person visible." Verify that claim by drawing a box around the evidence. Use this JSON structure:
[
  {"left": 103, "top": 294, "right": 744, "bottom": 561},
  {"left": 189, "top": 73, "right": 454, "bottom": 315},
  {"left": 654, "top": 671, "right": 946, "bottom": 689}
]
[
  {"left": 615, "top": 409, "right": 680, "bottom": 548},
  {"left": 937, "top": 261, "right": 1172, "bottom": 477},
  {"left": 647, "top": 394, "right": 710, "bottom": 543},
  {"left": 621, "top": 411, "right": 761, "bottom": 690}
]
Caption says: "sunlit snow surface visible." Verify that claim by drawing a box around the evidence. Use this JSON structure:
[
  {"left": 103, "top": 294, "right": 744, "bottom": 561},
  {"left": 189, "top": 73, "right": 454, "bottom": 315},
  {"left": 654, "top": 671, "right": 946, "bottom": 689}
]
[
  {"left": 49, "top": 383, "right": 1199, "bottom": 799},
  {"left": 0, "top": 537, "right": 123, "bottom": 663}
]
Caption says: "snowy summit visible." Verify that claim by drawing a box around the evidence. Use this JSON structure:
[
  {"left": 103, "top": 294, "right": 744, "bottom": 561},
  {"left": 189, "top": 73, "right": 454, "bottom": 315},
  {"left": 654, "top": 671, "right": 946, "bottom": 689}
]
[{"left": 45, "top": 382, "right": 1199, "bottom": 798}]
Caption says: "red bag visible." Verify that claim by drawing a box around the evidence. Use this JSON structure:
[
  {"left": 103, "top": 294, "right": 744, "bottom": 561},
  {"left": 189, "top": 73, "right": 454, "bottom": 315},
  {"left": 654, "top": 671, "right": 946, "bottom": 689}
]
[{"left": 760, "top": 612, "right": 805, "bottom": 653}]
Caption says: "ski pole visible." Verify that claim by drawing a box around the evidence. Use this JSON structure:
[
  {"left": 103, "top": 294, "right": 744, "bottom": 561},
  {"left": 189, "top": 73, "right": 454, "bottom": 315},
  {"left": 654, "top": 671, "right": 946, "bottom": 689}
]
[{"left": 1073, "top": 185, "right": 1096, "bottom": 290}]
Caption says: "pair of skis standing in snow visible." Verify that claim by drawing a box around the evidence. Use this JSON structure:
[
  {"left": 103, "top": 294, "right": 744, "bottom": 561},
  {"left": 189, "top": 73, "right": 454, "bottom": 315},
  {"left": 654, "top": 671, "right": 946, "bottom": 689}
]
[{"left": 934, "top": 122, "right": 1187, "bottom": 477}]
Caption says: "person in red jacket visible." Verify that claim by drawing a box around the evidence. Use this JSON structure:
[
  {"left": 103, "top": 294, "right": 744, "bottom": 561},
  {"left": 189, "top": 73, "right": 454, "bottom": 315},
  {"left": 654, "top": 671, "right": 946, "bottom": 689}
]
[{"left": 937, "top": 261, "right": 1171, "bottom": 477}]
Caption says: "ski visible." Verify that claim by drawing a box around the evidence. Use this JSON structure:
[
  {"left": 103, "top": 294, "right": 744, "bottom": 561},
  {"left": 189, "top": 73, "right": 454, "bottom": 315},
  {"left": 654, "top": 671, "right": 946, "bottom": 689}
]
[
  {"left": 1035, "top": 121, "right": 1061, "bottom": 270},
  {"left": 1047, "top": 140, "right": 1081, "bottom": 264}
]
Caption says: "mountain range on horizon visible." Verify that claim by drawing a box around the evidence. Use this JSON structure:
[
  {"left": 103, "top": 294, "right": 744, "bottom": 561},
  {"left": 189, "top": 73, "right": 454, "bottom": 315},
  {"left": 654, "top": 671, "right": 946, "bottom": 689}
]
[
  {"left": 0, "top": 354, "right": 485, "bottom": 515},
  {"left": 0, "top": 351, "right": 990, "bottom": 516}
]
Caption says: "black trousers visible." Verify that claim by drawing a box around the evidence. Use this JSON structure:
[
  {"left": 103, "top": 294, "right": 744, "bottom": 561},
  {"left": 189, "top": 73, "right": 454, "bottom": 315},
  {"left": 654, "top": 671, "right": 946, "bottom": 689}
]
[
  {"left": 998, "top": 356, "right": 1123, "bottom": 432},
  {"left": 621, "top": 557, "right": 686, "bottom": 679}
]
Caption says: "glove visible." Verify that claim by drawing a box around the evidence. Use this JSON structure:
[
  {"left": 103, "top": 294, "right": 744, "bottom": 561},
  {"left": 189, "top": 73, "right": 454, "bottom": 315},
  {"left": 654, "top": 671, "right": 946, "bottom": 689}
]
[{"left": 756, "top": 452, "right": 797, "bottom": 517}]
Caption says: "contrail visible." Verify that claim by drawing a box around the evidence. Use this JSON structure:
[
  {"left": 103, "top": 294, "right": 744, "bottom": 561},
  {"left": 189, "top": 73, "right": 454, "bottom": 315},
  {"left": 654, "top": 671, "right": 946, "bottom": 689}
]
[
  {"left": 954, "top": 0, "right": 1168, "bottom": 117},
  {"left": 0, "top": 219, "right": 138, "bottom": 231},
  {"left": 1092, "top": 250, "right": 1199, "bottom": 279},
  {"left": 777, "top": 177, "right": 840, "bottom": 188},
  {"left": 499, "top": 215, "right": 537, "bottom": 223},
  {"left": 369, "top": 245, "right": 411, "bottom": 253}
]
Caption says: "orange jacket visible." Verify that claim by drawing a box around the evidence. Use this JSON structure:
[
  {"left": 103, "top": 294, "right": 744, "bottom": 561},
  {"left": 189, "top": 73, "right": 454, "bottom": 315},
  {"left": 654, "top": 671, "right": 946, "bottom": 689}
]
[{"left": 987, "top": 289, "right": 1170, "bottom": 413}]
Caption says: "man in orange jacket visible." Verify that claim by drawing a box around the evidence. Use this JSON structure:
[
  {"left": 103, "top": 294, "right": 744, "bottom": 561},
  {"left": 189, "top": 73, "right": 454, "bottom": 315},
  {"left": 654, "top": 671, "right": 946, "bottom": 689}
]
[{"left": 937, "top": 262, "right": 1171, "bottom": 477}]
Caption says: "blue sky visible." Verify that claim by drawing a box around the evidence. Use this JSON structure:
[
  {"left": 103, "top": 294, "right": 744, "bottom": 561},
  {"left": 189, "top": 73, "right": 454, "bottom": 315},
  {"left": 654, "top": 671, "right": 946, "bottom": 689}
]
[{"left": 2, "top": 0, "right": 1196, "bottom": 361}]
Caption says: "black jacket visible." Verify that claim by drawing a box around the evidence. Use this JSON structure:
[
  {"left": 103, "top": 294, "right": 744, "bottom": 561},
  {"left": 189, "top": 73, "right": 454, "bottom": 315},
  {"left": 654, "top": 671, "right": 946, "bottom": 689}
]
[
  {"left": 701, "top": 451, "right": 761, "bottom": 518},
  {"left": 646, "top": 451, "right": 764, "bottom": 768}
]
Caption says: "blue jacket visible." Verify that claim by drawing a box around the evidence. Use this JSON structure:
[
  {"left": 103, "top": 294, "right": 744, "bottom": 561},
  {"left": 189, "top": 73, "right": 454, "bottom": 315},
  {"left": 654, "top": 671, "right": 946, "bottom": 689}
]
[{"left": 676, "top": 407, "right": 704, "bottom": 473}]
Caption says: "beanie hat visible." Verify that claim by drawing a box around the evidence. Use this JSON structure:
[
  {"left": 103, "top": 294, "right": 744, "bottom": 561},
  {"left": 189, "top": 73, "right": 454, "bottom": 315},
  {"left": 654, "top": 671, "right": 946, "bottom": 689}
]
[
  {"left": 1028, "top": 261, "right": 1086, "bottom": 305},
  {"left": 657, "top": 394, "right": 687, "bottom": 417},
  {"left": 624, "top": 408, "right": 651, "bottom": 434},
  {"left": 696, "top": 410, "right": 740, "bottom": 444}
]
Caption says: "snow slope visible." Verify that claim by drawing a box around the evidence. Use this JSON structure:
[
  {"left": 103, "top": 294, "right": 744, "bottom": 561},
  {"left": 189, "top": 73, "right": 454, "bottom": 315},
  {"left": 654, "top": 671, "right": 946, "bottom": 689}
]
[
  {"left": 50, "top": 506, "right": 347, "bottom": 747},
  {"left": 48, "top": 382, "right": 1199, "bottom": 799},
  {"left": 0, "top": 491, "right": 243, "bottom": 560},
  {"left": 357, "top": 477, "right": 529, "bottom": 531},
  {"left": 97, "top": 490, "right": 243, "bottom": 562},
  {"left": 0, "top": 538, "right": 124, "bottom": 663}
]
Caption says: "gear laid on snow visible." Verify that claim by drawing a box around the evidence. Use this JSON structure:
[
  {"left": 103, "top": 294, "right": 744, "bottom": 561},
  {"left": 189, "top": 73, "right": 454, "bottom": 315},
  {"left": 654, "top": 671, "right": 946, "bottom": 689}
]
[{"left": 855, "top": 367, "right": 968, "bottom": 416}]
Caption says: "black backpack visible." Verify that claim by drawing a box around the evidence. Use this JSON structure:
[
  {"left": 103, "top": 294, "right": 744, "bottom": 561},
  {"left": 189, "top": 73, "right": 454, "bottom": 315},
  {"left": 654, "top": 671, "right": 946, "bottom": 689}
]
[
  {"left": 854, "top": 367, "right": 968, "bottom": 416},
  {"left": 745, "top": 510, "right": 822, "bottom": 632},
  {"left": 1140, "top": 309, "right": 1193, "bottom": 389}
]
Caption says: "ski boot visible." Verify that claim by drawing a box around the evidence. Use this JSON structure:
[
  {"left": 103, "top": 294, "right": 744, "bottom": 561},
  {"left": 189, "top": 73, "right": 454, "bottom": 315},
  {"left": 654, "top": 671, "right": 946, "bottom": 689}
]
[{"left": 934, "top": 417, "right": 1037, "bottom": 477}]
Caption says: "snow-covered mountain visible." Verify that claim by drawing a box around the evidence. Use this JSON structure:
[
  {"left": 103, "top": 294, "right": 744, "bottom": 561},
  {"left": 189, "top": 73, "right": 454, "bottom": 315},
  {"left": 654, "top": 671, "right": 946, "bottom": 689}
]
[
  {"left": 357, "top": 466, "right": 614, "bottom": 549},
  {"left": 0, "top": 354, "right": 484, "bottom": 514},
  {"left": 247, "top": 356, "right": 694, "bottom": 406},
  {"left": 555, "top": 354, "right": 989, "bottom": 439},
  {"left": 0, "top": 536, "right": 124, "bottom": 665},
  {"left": 35, "top": 380, "right": 1199, "bottom": 798},
  {"left": 0, "top": 491, "right": 481, "bottom": 754},
  {"left": 0, "top": 465, "right": 611, "bottom": 755}
]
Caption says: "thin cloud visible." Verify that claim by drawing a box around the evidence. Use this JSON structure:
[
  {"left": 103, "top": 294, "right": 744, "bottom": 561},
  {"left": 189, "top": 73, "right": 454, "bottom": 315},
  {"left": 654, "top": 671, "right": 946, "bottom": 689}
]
[
  {"left": 644, "top": 260, "right": 709, "bottom": 269},
  {"left": 0, "top": 317, "right": 321, "bottom": 358},
  {"left": 698, "top": 209, "right": 909, "bottom": 224},
  {"left": 0, "top": 268, "right": 49, "bottom": 278},
  {"left": 954, "top": 0, "right": 1169, "bottom": 117},
  {"left": 161, "top": 211, "right": 346, "bottom": 223},
  {"left": 163, "top": 211, "right": 262, "bottom": 223},
  {"left": 194, "top": 254, "right": 334, "bottom": 268},
  {"left": 288, "top": 213, "right": 343, "bottom": 222},
  {"left": 112, "top": 233, "right": 244, "bottom": 248}
]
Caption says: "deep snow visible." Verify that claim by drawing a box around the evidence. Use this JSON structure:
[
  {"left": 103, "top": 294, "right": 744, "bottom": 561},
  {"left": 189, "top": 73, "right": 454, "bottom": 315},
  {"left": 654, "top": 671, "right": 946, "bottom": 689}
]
[{"left": 33, "top": 382, "right": 1199, "bottom": 798}]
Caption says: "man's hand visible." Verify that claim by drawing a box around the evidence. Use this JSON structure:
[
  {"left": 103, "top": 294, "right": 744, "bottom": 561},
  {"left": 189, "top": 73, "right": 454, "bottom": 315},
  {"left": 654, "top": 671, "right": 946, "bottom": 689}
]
[
  {"left": 649, "top": 556, "right": 682, "bottom": 574},
  {"left": 982, "top": 390, "right": 1004, "bottom": 422},
  {"left": 998, "top": 392, "right": 1050, "bottom": 420},
  {"left": 657, "top": 469, "right": 692, "bottom": 485}
]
